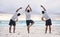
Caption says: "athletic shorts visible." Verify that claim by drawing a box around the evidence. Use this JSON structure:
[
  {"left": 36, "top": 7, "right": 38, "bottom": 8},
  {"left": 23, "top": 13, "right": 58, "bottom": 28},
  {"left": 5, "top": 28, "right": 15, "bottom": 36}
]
[
  {"left": 9, "top": 19, "right": 16, "bottom": 26},
  {"left": 26, "top": 20, "right": 34, "bottom": 26},
  {"left": 45, "top": 19, "right": 52, "bottom": 26}
]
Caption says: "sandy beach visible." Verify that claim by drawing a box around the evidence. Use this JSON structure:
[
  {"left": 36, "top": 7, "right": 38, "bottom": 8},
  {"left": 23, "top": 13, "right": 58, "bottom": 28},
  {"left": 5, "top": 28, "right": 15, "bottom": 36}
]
[{"left": 0, "top": 26, "right": 60, "bottom": 37}]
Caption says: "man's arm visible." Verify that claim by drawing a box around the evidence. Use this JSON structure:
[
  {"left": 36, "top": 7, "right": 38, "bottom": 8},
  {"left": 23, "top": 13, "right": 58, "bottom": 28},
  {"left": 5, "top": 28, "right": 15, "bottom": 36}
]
[
  {"left": 41, "top": 5, "right": 46, "bottom": 11},
  {"left": 25, "top": 5, "right": 29, "bottom": 11},
  {"left": 25, "top": 5, "right": 32, "bottom": 11},
  {"left": 29, "top": 6, "right": 32, "bottom": 11},
  {"left": 16, "top": 18, "right": 18, "bottom": 22},
  {"left": 41, "top": 17, "right": 44, "bottom": 21},
  {"left": 28, "top": 5, "right": 32, "bottom": 11},
  {"left": 16, "top": 7, "right": 22, "bottom": 12},
  {"left": 41, "top": 17, "right": 45, "bottom": 21}
]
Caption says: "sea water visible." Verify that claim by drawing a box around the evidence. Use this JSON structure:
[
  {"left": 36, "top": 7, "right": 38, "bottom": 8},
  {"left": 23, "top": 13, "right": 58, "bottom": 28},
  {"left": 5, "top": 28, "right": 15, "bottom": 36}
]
[{"left": 0, "top": 20, "right": 60, "bottom": 27}]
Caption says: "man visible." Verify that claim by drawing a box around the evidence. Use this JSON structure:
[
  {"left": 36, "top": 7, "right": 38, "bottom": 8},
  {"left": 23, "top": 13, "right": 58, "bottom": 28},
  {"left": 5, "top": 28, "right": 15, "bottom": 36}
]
[
  {"left": 9, "top": 7, "right": 22, "bottom": 33},
  {"left": 25, "top": 5, "right": 34, "bottom": 33},
  {"left": 41, "top": 5, "right": 52, "bottom": 34}
]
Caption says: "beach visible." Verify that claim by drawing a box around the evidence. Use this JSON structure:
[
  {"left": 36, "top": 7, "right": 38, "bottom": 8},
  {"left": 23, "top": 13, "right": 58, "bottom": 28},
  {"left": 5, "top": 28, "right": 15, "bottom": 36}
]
[
  {"left": 0, "top": 26, "right": 60, "bottom": 37},
  {"left": 0, "top": 14, "right": 60, "bottom": 37}
]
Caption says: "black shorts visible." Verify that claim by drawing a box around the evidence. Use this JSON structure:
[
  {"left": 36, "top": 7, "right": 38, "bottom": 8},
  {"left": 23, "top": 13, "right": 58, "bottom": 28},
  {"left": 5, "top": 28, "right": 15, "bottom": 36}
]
[
  {"left": 26, "top": 20, "right": 34, "bottom": 26},
  {"left": 45, "top": 19, "right": 52, "bottom": 26},
  {"left": 9, "top": 19, "right": 16, "bottom": 26}
]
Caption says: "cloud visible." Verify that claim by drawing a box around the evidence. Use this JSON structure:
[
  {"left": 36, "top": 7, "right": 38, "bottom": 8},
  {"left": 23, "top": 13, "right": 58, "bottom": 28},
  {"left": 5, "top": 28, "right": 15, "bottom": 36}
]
[{"left": 0, "top": 0, "right": 60, "bottom": 16}]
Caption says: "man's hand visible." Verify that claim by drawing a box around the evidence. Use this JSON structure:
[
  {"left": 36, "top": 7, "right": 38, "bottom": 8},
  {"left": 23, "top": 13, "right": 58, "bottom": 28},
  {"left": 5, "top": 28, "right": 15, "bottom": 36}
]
[
  {"left": 41, "top": 17, "right": 45, "bottom": 21},
  {"left": 16, "top": 19, "right": 18, "bottom": 22},
  {"left": 41, "top": 5, "right": 43, "bottom": 7}
]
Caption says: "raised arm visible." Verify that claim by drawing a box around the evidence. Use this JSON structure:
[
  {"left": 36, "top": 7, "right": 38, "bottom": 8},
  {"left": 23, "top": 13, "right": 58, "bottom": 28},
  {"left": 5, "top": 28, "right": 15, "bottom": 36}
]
[
  {"left": 25, "top": 5, "right": 29, "bottom": 11},
  {"left": 41, "top": 5, "right": 46, "bottom": 11},
  {"left": 29, "top": 6, "right": 32, "bottom": 11},
  {"left": 25, "top": 5, "right": 32, "bottom": 11},
  {"left": 16, "top": 7, "right": 22, "bottom": 12}
]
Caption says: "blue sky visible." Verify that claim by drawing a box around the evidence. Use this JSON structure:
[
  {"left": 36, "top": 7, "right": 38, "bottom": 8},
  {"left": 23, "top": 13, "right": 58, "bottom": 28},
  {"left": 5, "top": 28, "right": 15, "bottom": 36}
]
[{"left": 0, "top": 0, "right": 60, "bottom": 16}]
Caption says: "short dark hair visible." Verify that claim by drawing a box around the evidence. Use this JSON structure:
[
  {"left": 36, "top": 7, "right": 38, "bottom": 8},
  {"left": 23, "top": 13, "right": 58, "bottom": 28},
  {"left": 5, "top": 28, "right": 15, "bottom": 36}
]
[
  {"left": 17, "top": 13, "right": 21, "bottom": 16},
  {"left": 42, "top": 11, "right": 45, "bottom": 14}
]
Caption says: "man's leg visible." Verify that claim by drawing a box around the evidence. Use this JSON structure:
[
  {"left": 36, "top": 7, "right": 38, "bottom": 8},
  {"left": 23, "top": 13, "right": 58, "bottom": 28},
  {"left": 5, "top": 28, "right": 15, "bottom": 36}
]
[
  {"left": 13, "top": 25, "right": 16, "bottom": 33},
  {"left": 45, "top": 25, "right": 48, "bottom": 33},
  {"left": 27, "top": 22, "right": 34, "bottom": 33},
  {"left": 27, "top": 21, "right": 34, "bottom": 33},
  {"left": 9, "top": 25, "right": 12, "bottom": 33},
  {"left": 49, "top": 25, "right": 51, "bottom": 33},
  {"left": 27, "top": 25, "right": 30, "bottom": 33},
  {"left": 29, "top": 21, "right": 34, "bottom": 28}
]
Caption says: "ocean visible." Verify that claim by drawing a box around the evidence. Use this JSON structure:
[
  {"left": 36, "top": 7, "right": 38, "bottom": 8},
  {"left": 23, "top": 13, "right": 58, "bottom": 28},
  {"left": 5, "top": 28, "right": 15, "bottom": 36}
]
[{"left": 0, "top": 20, "right": 60, "bottom": 27}]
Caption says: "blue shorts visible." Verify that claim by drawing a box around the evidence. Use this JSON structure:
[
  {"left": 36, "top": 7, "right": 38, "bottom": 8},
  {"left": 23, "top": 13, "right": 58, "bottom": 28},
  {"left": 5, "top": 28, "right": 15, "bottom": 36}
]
[
  {"left": 46, "top": 19, "right": 52, "bottom": 26},
  {"left": 26, "top": 20, "right": 34, "bottom": 26},
  {"left": 9, "top": 19, "right": 16, "bottom": 26}
]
